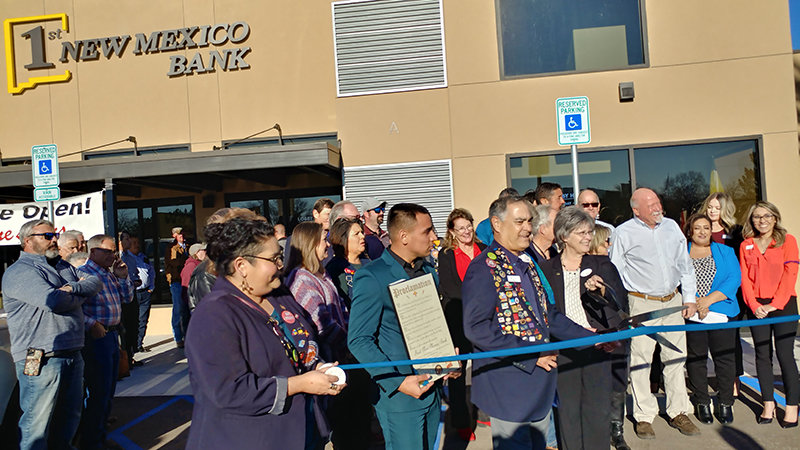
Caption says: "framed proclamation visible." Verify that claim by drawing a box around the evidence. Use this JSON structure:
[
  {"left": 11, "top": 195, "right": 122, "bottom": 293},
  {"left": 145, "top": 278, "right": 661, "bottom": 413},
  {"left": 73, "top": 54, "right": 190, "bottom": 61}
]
[{"left": 389, "top": 273, "right": 458, "bottom": 384}]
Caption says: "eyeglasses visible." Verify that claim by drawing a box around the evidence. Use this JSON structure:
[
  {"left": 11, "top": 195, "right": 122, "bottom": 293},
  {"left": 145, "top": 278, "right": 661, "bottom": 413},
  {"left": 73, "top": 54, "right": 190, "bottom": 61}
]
[
  {"left": 581, "top": 202, "right": 600, "bottom": 208},
  {"left": 753, "top": 213, "right": 775, "bottom": 222},
  {"left": 454, "top": 225, "right": 473, "bottom": 233},
  {"left": 572, "top": 230, "right": 594, "bottom": 237},
  {"left": 30, "top": 232, "right": 59, "bottom": 240},
  {"left": 245, "top": 253, "right": 284, "bottom": 266},
  {"left": 370, "top": 207, "right": 385, "bottom": 213}
]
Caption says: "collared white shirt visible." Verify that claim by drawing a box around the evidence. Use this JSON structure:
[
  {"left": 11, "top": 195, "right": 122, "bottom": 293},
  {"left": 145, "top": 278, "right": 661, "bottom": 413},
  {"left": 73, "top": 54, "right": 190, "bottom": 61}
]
[
  {"left": 596, "top": 219, "right": 615, "bottom": 233},
  {"left": 609, "top": 216, "right": 696, "bottom": 303}
]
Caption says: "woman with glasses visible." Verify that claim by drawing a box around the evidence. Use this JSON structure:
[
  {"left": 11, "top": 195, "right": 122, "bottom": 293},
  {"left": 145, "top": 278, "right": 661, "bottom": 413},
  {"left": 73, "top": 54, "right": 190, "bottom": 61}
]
[
  {"left": 540, "top": 206, "right": 627, "bottom": 450},
  {"left": 683, "top": 214, "right": 740, "bottom": 425},
  {"left": 740, "top": 201, "right": 799, "bottom": 427},
  {"left": 438, "top": 208, "right": 486, "bottom": 441},
  {"left": 587, "top": 221, "right": 630, "bottom": 448},
  {"left": 287, "top": 222, "right": 349, "bottom": 363},
  {"left": 185, "top": 218, "right": 343, "bottom": 450}
]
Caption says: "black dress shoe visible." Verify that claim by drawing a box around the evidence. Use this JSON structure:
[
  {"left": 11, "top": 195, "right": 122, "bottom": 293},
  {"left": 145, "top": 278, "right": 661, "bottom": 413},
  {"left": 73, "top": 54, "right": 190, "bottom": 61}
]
[
  {"left": 715, "top": 403, "right": 734, "bottom": 424},
  {"left": 695, "top": 404, "right": 713, "bottom": 424},
  {"left": 757, "top": 411, "right": 774, "bottom": 424},
  {"left": 781, "top": 419, "right": 798, "bottom": 429},
  {"left": 610, "top": 421, "right": 631, "bottom": 450}
]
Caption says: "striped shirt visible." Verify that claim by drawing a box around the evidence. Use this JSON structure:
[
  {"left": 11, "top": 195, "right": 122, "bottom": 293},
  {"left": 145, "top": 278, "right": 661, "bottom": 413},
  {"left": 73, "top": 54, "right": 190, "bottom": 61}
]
[{"left": 78, "top": 259, "right": 134, "bottom": 328}]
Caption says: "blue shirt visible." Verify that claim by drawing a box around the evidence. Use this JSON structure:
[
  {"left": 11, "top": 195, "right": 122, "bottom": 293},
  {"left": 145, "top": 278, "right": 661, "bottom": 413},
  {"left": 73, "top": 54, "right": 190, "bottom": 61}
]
[
  {"left": 2, "top": 252, "right": 102, "bottom": 361},
  {"left": 475, "top": 218, "right": 493, "bottom": 246}
]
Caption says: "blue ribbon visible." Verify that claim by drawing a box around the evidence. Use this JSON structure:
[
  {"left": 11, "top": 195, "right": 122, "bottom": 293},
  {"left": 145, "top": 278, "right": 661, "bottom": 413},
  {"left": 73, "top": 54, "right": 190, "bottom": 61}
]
[{"left": 338, "top": 314, "right": 800, "bottom": 371}]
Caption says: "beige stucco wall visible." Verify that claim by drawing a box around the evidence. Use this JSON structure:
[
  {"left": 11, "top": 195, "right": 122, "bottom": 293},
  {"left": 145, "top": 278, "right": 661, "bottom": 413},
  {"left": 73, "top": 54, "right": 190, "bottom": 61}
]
[
  {"left": 1, "top": 0, "right": 798, "bottom": 236},
  {"left": 0, "top": 0, "right": 338, "bottom": 159},
  {"left": 435, "top": 0, "right": 798, "bottom": 225}
]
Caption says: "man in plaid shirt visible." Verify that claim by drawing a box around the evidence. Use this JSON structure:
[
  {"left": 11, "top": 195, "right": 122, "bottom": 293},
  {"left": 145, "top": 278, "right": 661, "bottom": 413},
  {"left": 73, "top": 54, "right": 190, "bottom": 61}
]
[{"left": 77, "top": 234, "right": 134, "bottom": 450}]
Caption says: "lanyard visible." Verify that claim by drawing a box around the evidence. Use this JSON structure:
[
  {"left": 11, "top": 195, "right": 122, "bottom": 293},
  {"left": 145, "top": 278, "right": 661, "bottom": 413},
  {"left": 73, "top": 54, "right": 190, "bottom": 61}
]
[{"left": 232, "top": 294, "right": 304, "bottom": 375}]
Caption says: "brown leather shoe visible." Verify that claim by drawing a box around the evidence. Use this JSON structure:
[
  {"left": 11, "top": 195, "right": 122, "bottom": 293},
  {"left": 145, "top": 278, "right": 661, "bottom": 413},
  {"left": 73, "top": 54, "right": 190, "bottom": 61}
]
[
  {"left": 669, "top": 413, "right": 701, "bottom": 436},
  {"left": 635, "top": 421, "right": 656, "bottom": 440}
]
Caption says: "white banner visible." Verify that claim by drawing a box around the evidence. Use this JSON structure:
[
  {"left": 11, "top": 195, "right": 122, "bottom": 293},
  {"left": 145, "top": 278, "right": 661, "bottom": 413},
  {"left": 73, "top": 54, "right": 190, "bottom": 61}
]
[{"left": 0, "top": 191, "right": 105, "bottom": 246}]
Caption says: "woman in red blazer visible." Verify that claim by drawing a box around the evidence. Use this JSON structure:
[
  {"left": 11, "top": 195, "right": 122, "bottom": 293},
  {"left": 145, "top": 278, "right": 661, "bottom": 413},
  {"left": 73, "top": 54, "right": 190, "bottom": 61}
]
[{"left": 740, "top": 201, "right": 799, "bottom": 427}]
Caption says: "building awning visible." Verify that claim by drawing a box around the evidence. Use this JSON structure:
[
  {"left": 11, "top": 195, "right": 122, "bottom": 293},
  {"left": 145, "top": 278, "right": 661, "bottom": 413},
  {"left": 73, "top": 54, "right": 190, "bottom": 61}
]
[{"left": 0, "top": 142, "right": 341, "bottom": 201}]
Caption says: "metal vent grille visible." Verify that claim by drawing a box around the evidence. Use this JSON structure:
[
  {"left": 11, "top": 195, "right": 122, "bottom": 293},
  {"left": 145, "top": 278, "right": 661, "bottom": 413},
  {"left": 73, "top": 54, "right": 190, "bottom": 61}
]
[
  {"left": 332, "top": 0, "right": 447, "bottom": 97},
  {"left": 343, "top": 159, "right": 453, "bottom": 234}
]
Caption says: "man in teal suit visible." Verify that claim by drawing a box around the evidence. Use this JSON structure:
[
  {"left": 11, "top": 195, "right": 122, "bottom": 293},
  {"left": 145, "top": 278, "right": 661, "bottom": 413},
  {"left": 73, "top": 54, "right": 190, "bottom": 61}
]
[{"left": 348, "top": 203, "right": 445, "bottom": 449}]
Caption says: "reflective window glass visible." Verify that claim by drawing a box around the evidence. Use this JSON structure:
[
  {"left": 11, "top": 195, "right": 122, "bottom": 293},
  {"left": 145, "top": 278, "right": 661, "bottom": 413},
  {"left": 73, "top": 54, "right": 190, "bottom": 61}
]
[
  {"left": 633, "top": 140, "right": 760, "bottom": 224},
  {"left": 498, "top": 0, "right": 646, "bottom": 77},
  {"left": 510, "top": 149, "right": 631, "bottom": 225}
]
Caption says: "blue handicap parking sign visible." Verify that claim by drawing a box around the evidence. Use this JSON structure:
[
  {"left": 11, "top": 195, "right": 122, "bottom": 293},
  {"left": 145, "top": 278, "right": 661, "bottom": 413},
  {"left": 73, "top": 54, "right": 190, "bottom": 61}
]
[
  {"left": 565, "top": 114, "right": 582, "bottom": 130},
  {"left": 38, "top": 160, "right": 52, "bottom": 175}
]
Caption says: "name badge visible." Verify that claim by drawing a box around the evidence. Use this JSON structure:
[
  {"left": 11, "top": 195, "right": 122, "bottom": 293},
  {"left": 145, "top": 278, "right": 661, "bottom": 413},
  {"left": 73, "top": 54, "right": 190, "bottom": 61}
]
[
  {"left": 745, "top": 244, "right": 754, "bottom": 250},
  {"left": 507, "top": 275, "right": 521, "bottom": 283}
]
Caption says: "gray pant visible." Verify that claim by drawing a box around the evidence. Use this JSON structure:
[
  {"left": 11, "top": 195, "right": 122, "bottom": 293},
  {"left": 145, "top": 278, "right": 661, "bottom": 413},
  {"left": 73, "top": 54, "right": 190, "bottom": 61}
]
[{"left": 490, "top": 411, "right": 551, "bottom": 450}]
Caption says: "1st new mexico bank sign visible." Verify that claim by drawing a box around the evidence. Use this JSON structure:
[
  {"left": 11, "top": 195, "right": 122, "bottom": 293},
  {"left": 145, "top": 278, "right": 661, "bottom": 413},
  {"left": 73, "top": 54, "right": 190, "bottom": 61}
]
[{"left": 4, "top": 13, "right": 251, "bottom": 94}]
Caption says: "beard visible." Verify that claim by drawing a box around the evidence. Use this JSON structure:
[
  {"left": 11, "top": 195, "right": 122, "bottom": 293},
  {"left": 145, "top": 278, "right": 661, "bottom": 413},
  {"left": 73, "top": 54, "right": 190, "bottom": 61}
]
[{"left": 45, "top": 248, "right": 60, "bottom": 259}]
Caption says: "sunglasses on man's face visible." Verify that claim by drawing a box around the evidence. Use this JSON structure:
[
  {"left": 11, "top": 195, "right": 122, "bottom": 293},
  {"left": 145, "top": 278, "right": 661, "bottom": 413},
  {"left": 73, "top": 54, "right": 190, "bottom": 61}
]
[
  {"left": 30, "top": 232, "right": 59, "bottom": 240},
  {"left": 581, "top": 202, "right": 600, "bottom": 208},
  {"left": 371, "top": 207, "right": 385, "bottom": 213}
]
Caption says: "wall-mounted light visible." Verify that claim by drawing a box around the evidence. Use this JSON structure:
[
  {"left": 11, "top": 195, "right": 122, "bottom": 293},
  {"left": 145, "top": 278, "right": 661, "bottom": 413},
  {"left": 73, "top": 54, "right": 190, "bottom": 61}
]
[
  {"left": 619, "top": 82, "right": 634, "bottom": 102},
  {"left": 58, "top": 136, "right": 139, "bottom": 159},
  {"left": 213, "top": 123, "right": 284, "bottom": 150}
]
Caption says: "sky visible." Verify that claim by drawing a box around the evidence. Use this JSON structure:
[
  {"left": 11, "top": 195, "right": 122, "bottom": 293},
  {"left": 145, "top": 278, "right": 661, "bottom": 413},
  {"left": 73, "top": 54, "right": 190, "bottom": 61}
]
[{"left": 791, "top": 0, "right": 800, "bottom": 49}]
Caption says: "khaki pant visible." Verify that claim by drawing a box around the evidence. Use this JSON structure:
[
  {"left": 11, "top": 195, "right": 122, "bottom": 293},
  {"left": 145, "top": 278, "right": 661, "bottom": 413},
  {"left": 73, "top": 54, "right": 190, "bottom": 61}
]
[{"left": 628, "top": 292, "right": 692, "bottom": 423}]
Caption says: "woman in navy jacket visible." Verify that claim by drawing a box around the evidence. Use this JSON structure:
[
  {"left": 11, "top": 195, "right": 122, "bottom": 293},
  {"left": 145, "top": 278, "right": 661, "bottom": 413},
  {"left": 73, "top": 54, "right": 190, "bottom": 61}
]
[
  {"left": 185, "top": 218, "right": 343, "bottom": 450},
  {"left": 540, "top": 207, "right": 627, "bottom": 450},
  {"left": 684, "top": 214, "right": 741, "bottom": 425}
]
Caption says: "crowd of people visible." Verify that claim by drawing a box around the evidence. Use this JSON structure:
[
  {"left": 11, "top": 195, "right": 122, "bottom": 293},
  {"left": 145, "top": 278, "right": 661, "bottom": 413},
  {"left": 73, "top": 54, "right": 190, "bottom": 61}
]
[{"left": 1, "top": 184, "right": 798, "bottom": 449}]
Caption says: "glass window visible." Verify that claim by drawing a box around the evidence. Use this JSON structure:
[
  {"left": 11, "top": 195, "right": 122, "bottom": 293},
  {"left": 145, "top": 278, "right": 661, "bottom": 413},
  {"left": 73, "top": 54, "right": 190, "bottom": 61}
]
[
  {"left": 509, "top": 139, "right": 761, "bottom": 227},
  {"left": 634, "top": 140, "right": 760, "bottom": 224},
  {"left": 117, "top": 208, "right": 140, "bottom": 237},
  {"left": 510, "top": 149, "right": 632, "bottom": 225},
  {"left": 498, "top": 0, "right": 646, "bottom": 77},
  {"left": 230, "top": 200, "right": 265, "bottom": 217},
  {"left": 791, "top": 0, "right": 800, "bottom": 51},
  {"left": 289, "top": 195, "right": 342, "bottom": 229}
]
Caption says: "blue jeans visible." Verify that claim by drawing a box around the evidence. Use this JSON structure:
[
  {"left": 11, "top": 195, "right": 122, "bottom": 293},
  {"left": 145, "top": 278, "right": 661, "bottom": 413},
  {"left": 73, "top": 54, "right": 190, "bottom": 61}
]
[
  {"left": 79, "top": 331, "right": 119, "bottom": 450},
  {"left": 15, "top": 351, "right": 83, "bottom": 450},
  {"left": 170, "top": 282, "right": 189, "bottom": 343},
  {"left": 137, "top": 290, "right": 152, "bottom": 349}
]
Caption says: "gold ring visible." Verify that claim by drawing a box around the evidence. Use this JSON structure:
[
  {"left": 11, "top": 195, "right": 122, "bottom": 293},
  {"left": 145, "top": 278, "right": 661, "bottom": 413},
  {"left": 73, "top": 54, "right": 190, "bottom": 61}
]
[{"left": 330, "top": 383, "right": 337, "bottom": 390}]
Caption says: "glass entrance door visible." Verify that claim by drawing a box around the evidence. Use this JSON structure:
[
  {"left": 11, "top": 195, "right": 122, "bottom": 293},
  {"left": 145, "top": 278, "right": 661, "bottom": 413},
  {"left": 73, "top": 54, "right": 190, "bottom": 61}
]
[{"left": 116, "top": 198, "right": 195, "bottom": 304}]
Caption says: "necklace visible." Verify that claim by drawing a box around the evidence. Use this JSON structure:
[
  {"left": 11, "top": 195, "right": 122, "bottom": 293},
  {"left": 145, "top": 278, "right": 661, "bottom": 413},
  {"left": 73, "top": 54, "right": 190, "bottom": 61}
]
[{"left": 531, "top": 242, "right": 549, "bottom": 259}]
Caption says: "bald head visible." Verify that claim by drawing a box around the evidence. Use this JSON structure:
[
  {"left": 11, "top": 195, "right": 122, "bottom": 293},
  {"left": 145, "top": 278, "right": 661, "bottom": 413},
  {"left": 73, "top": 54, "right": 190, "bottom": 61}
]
[
  {"left": 577, "top": 189, "right": 601, "bottom": 219},
  {"left": 631, "top": 188, "right": 663, "bottom": 228}
]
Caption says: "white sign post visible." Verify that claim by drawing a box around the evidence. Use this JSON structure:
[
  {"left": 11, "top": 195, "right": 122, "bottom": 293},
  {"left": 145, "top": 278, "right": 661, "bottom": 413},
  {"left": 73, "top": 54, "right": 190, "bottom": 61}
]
[
  {"left": 31, "top": 144, "right": 61, "bottom": 223},
  {"left": 556, "top": 97, "right": 591, "bottom": 199}
]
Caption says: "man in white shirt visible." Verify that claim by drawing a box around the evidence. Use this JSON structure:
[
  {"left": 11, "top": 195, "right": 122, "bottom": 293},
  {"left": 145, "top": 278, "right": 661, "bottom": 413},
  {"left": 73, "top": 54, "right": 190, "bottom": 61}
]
[{"left": 610, "top": 188, "right": 699, "bottom": 440}]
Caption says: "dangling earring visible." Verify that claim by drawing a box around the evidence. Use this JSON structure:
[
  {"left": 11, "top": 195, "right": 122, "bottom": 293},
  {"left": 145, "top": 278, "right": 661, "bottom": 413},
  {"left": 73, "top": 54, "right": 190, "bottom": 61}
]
[{"left": 240, "top": 276, "right": 252, "bottom": 294}]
